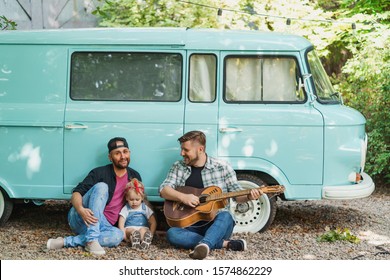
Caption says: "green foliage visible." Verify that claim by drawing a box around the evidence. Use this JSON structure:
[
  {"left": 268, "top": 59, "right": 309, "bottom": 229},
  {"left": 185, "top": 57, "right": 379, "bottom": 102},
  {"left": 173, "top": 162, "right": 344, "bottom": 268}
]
[
  {"left": 96, "top": 0, "right": 220, "bottom": 28},
  {"left": 336, "top": 9, "right": 390, "bottom": 184},
  {"left": 340, "top": 0, "right": 390, "bottom": 16},
  {"left": 0, "top": 15, "right": 17, "bottom": 30},
  {"left": 317, "top": 228, "right": 360, "bottom": 243}
]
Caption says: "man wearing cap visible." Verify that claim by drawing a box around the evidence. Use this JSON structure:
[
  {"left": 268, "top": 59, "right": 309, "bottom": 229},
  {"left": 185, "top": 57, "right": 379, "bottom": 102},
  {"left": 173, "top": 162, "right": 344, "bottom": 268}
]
[{"left": 47, "top": 137, "right": 141, "bottom": 255}]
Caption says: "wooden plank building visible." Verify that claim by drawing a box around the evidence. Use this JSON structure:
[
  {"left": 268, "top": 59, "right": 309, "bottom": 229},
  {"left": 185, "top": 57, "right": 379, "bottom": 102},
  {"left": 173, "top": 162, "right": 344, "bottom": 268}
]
[{"left": 0, "top": 0, "right": 100, "bottom": 29}]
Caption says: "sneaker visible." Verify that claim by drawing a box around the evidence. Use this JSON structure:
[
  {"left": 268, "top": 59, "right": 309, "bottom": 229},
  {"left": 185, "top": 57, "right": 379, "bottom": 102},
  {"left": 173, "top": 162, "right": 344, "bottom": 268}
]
[
  {"left": 85, "top": 241, "right": 105, "bottom": 255},
  {"left": 189, "top": 243, "right": 209, "bottom": 260},
  {"left": 140, "top": 230, "right": 153, "bottom": 250},
  {"left": 47, "top": 237, "right": 64, "bottom": 250},
  {"left": 227, "top": 239, "right": 247, "bottom": 251},
  {"left": 130, "top": 230, "right": 141, "bottom": 249}
]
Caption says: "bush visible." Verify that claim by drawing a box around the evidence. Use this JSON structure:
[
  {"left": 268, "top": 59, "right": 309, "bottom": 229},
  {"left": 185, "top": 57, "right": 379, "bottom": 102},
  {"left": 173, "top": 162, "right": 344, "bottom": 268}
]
[{"left": 338, "top": 18, "right": 390, "bottom": 185}]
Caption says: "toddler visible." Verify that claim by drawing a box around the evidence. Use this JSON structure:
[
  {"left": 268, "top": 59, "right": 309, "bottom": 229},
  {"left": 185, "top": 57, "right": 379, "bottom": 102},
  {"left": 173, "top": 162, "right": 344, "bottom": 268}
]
[{"left": 118, "top": 178, "right": 157, "bottom": 249}]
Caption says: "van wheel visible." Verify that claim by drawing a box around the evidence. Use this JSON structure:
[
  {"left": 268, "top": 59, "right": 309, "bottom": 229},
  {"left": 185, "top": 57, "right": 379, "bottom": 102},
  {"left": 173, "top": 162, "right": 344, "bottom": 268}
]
[
  {"left": 231, "top": 173, "right": 277, "bottom": 233},
  {"left": 0, "top": 189, "right": 13, "bottom": 227}
]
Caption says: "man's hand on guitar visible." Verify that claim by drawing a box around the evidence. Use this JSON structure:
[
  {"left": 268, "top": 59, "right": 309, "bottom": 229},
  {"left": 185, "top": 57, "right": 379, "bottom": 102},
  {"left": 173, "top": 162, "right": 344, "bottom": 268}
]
[
  {"left": 181, "top": 193, "right": 200, "bottom": 208},
  {"left": 247, "top": 188, "right": 262, "bottom": 201}
]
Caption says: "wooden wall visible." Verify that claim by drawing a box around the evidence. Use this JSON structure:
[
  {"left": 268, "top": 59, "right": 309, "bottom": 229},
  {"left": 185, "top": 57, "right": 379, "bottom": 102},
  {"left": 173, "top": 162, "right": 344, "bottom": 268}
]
[{"left": 1, "top": 0, "right": 100, "bottom": 29}]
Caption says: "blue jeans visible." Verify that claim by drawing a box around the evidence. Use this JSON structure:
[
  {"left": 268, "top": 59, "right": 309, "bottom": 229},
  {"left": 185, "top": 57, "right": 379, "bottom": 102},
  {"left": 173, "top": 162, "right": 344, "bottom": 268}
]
[
  {"left": 166, "top": 211, "right": 234, "bottom": 250},
  {"left": 63, "top": 182, "right": 124, "bottom": 248}
]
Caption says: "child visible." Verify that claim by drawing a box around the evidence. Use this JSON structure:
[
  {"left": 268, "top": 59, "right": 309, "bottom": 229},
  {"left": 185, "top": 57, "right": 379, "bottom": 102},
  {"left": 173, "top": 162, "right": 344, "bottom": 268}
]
[{"left": 118, "top": 178, "right": 157, "bottom": 249}]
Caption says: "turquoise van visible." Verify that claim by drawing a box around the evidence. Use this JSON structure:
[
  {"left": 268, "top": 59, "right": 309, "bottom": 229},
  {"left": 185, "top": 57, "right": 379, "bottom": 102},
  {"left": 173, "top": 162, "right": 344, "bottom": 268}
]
[{"left": 0, "top": 28, "right": 374, "bottom": 232}]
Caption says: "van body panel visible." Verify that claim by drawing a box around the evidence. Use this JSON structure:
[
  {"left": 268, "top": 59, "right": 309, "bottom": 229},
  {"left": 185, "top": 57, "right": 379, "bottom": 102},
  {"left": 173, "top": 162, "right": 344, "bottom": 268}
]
[
  {"left": 184, "top": 103, "right": 219, "bottom": 157},
  {"left": 220, "top": 156, "right": 323, "bottom": 199},
  {"left": 0, "top": 28, "right": 187, "bottom": 47},
  {"left": 217, "top": 103, "right": 324, "bottom": 184},
  {"left": 0, "top": 28, "right": 312, "bottom": 52},
  {"left": 320, "top": 104, "right": 367, "bottom": 126},
  {"left": 313, "top": 103, "right": 368, "bottom": 187},
  {"left": 0, "top": 126, "right": 64, "bottom": 198},
  {"left": 0, "top": 44, "right": 67, "bottom": 201}
]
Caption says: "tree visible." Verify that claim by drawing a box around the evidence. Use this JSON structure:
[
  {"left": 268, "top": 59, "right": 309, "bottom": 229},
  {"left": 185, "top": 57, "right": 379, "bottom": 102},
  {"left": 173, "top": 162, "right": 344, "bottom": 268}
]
[
  {"left": 96, "top": 0, "right": 221, "bottom": 28},
  {"left": 334, "top": 1, "right": 390, "bottom": 183}
]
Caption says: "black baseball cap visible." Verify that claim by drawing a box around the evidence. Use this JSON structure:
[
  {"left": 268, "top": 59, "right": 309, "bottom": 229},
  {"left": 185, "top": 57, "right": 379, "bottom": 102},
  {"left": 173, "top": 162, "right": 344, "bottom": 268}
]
[{"left": 107, "top": 137, "right": 129, "bottom": 153}]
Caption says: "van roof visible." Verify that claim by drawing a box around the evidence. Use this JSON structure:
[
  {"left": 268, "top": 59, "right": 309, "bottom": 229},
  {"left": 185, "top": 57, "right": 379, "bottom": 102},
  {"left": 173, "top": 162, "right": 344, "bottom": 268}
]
[{"left": 0, "top": 27, "right": 312, "bottom": 51}]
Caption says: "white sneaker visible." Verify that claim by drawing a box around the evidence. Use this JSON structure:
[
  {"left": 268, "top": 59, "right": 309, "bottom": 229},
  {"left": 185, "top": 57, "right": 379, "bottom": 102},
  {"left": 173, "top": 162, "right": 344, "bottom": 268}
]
[
  {"left": 189, "top": 243, "right": 209, "bottom": 260},
  {"left": 47, "top": 237, "right": 64, "bottom": 250},
  {"left": 85, "top": 241, "right": 105, "bottom": 255}
]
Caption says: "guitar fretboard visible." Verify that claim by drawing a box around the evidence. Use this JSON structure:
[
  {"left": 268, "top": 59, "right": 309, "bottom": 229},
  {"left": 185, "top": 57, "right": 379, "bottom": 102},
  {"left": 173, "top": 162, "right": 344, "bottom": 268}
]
[{"left": 203, "top": 186, "right": 284, "bottom": 202}]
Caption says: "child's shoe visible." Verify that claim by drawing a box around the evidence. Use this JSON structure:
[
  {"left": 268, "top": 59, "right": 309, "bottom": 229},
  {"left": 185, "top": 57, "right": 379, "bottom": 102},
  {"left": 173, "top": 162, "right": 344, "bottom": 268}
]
[
  {"left": 130, "top": 230, "right": 141, "bottom": 249},
  {"left": 140, "top": 230, "right": 153, "bottom": 250}
]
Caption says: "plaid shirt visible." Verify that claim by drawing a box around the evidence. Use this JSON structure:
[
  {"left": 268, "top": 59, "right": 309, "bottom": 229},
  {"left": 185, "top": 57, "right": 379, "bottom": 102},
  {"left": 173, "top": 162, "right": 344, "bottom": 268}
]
[{"left": 159, "top": 155, "right": 241, "bottom": 193}]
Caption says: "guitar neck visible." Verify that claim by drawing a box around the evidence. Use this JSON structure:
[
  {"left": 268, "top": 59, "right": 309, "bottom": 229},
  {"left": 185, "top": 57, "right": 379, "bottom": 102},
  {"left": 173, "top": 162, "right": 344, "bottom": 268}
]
[
  {"left": 205, "top": 186, "right": 281, "bottom": 202},
  {"left": 206, "top": 188, "right": 251, "bottom": 201}
]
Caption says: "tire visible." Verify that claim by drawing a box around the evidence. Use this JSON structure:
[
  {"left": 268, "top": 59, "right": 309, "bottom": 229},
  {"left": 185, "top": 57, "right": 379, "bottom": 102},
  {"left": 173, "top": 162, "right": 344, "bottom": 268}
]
[
  {"left": 230, "top": 173, "right": 277, "bottom": 233},
  {"left": 0, "top": 189, "right": 14, "bottom": 227}
]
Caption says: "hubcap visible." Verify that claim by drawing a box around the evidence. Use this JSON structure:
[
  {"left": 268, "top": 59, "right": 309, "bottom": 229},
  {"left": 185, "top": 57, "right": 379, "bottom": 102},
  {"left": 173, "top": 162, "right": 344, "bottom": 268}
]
[{"left": 235, "top": 201, "right": 250, "bottom": 213}]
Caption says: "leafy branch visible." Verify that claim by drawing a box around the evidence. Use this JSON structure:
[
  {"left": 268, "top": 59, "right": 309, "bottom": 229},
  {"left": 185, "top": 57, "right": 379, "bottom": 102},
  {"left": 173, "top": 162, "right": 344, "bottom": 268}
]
[{"left": 0, "top": 15, "right": 17, "bottom": 30}]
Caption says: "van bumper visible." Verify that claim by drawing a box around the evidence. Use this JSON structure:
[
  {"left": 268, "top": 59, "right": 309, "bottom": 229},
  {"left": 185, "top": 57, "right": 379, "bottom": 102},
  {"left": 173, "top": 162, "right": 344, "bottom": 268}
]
[{"left": 322, "top": 172, "right": 375, "bottom": 199}]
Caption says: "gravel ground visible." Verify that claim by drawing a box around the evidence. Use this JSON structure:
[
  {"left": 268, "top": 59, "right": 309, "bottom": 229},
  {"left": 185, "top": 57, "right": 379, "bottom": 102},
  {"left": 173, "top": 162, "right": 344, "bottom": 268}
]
[{"left": 0, "top": 186, "right": 389, "bottom": 260}]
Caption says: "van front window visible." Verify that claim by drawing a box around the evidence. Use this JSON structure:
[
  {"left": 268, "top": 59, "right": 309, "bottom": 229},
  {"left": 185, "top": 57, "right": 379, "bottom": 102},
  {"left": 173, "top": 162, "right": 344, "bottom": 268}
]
[
  {"left": 307, "top": 50, "right": 341, "bottom": 104},
  {"left": 224, "top": 56, "right": 305, "bottom": 103}
]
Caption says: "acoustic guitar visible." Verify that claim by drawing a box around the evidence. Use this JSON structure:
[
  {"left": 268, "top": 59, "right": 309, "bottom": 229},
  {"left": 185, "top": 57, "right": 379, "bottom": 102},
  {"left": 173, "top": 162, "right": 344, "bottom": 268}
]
[{"left": 163, "top": 185, "right": 285, "bottom": 228}]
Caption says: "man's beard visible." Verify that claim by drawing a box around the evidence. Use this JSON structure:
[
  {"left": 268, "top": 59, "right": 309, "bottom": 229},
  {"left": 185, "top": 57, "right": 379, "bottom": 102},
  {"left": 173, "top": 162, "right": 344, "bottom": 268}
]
[
  {"left": 113, "top": 159, "right": 129, "bottom": 169},
  {"left": 184, "top": 154, "right": 199, "bottom": 166}
]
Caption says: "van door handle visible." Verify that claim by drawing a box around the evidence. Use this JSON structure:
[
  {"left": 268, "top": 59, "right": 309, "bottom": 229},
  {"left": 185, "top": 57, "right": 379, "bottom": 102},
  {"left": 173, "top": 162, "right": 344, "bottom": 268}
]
[
  {"left": 65, "top": 124, "right": 88, "bottom": 129},
  {"left": 219, "top": 127, "right": 243, "bottom": 133}
]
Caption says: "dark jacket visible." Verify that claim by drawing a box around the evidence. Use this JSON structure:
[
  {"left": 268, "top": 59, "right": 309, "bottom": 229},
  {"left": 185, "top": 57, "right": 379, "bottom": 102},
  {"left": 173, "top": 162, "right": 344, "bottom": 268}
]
[{"left": 72, "top": 164, "right": 142, "bottom": 205}]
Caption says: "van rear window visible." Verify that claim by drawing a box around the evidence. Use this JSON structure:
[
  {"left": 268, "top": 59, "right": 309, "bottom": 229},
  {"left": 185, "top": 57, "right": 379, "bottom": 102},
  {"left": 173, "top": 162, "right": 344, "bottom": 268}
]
[
  {"left": 70, "top": 52, "right": 182, "bottom": 101},
  {"left": 224, "top": 56, "right": 305, "bottom": 103}
]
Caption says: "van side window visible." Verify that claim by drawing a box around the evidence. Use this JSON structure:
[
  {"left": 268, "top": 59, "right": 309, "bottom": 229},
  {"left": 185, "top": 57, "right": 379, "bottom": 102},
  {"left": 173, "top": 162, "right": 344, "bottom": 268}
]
[
  {"left": 189, "top": 54, "right": 216, "bottom": 102},
  {"left": 224, "top": 56, "right": 305, "bottom": 102},
  {"left": 70, "top": 52, "right": 182, "bottom": 101}
]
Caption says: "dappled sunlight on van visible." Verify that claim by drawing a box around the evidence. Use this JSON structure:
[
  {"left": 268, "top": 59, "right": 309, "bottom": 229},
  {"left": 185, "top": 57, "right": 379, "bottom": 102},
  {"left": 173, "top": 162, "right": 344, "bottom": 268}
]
[
  {"left": 8, "top": 143, "right": 41, "bottom": 179},
  {"left": 221, "top": 134, "right": 232, "bottom": 149},
  {"left": 265, "top": 139, "right": 278, "bottom": 157},
  {"left": 242, "top": 137, "right": 255, "bottom": 156}
]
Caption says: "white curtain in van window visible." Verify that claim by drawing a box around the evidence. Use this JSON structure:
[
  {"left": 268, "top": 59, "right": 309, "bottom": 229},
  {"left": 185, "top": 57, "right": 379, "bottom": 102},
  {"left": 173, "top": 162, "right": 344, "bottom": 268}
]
[
  {"left": 226, "top": 58, "right": 262, "bottom": 101},
  {"left": 190, "top": 55, "right": 216, "bottom": 102},
  {"left": 263, "top": 58, "right": 297, "bottom": 101},
  {"left": 226, "top": 57, "right": 297, "bottom": 102}
]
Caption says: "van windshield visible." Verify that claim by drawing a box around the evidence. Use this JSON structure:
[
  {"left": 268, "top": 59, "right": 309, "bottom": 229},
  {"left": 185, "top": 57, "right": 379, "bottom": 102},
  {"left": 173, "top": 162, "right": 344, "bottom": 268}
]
[{"left": 307, "top": 50, "right": 341, "bottom": 104}]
